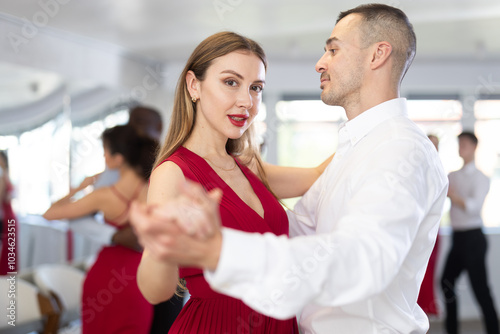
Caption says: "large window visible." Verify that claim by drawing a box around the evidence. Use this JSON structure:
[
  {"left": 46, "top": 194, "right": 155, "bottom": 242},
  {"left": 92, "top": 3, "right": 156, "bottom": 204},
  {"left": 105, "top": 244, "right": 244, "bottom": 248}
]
[
  {"left": 274, "top": 98, "right": 498, "bottom": 227},
  {"left": 0, "top": 109, "right": 129, "bottom": 215},
  {"left": 276, "top": 100, "right": 344, "bottom": 207},
  {"left": 475, "top": 100, "right": 500, "bottom": 228},
  {"left": 276, "top": 100, "right": 344, "bottom": 168},
  {"left": 2, "top": 116, "right": 70, "bottom": 215},
  {"left": 70, "top": 110, "right": 129, "bottom": 187}
]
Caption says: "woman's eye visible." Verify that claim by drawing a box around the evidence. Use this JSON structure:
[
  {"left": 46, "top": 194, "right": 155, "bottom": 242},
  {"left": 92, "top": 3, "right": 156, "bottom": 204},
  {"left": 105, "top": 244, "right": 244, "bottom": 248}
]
[
  {"left": 225, "top": 80, "right": 237, "bottom": 87},
  {"left": 329, "top": 49, "right": 336, "bottom": 54},
  {"left": 251, "top": 85, "right": 263, "bottom": 93}
]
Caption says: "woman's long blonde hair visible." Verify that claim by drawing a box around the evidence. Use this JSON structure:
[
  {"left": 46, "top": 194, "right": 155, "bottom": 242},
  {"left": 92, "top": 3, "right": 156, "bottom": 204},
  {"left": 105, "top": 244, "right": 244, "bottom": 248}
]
[{"left": 154, "top": 31, "right": 272, "bottom": 192}]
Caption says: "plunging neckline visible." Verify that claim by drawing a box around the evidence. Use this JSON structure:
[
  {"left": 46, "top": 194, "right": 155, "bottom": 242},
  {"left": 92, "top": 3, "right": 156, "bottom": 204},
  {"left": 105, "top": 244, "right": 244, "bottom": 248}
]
[{"left": 180, "top": 146, "right": 266, "bottom": 220}]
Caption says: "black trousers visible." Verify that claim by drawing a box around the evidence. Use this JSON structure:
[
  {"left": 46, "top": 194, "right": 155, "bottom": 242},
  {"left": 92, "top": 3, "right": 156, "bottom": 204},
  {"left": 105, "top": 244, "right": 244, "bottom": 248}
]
[
  {"left": 441, "top": 228, "right": 499, "bottom": 334},
  {"left": 149, "top": 293, "right": 184, "bottom": 334}
]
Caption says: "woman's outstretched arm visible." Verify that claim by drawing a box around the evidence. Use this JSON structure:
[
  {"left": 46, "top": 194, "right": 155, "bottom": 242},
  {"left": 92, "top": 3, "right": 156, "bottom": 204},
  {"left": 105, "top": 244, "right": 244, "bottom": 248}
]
[
  {"left": 42, "top": 184, "right": 105, "bottom": 221},
  {"left": 263, "top": 153, "right": 334, "bottom": 199}
]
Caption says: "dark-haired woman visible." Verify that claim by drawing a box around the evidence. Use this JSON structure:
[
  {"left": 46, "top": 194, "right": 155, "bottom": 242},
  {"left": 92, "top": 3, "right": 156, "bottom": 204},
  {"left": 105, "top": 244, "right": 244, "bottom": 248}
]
[{"left": 43, "top": 125, "right": 157, "bottom": 334}]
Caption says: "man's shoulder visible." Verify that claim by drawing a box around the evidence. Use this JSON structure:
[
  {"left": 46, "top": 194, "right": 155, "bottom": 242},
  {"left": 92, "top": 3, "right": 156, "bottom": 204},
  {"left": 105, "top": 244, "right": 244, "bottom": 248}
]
[
  {"left": 474, "top": 168, "right": 490, "bottom": 182},
  {"left": 367, "top": 115, "right": 429, "bottom": 152}
]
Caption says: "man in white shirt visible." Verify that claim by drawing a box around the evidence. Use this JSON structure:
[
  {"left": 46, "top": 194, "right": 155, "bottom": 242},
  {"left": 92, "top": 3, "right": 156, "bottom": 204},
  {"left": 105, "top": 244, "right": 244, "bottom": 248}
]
[
  {"left": 131, "top": 4, "right": 448, "bottom": 333},
  {"left": 441, "top": 132, "right": 499, "bottom": 334}
]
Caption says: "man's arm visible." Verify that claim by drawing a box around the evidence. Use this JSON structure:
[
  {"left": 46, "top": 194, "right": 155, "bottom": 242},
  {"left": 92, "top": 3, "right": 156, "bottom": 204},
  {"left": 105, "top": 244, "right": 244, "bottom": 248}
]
[{"left": 448, "top": 173, "right": 489, "bottom": 214}]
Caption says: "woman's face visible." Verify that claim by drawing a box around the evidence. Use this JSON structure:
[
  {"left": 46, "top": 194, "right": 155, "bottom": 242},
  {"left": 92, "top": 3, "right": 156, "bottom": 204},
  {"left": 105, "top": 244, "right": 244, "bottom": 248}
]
[
  {"left": 191, "top": 51, "right": 266, "bottom": 140},
  {"left": 103, "top": 143, "right": 122, "bottom": 169}
]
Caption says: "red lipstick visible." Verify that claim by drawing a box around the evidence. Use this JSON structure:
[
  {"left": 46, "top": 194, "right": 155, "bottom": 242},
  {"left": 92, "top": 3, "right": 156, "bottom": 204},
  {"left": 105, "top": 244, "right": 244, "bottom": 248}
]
[{"left": 228, "top": 114, "right": 248, "bottom": 127}]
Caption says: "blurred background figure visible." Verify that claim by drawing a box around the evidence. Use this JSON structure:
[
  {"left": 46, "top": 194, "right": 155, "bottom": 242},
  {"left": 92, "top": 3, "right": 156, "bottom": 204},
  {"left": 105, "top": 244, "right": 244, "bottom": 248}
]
[
  {"left": 440, "top": 131, "right": 499, "bottom": 334},
  {"left": 43, "top": 125, "right": 157, "bottom": 333},
  {"left": 93, "top": 105, "right": 164, "bottom": 189},
  {"left": 0, "top": 150, "right": 18, "bottom": 275},
  {"left": 64, "top": 105, "right": 184, "bottom": 334},
  {"left": 416, "top": 134, "right": 441, "bottom": 316},
  {"left": 428, "top": 134, "right": 439, "bottom": 151}
]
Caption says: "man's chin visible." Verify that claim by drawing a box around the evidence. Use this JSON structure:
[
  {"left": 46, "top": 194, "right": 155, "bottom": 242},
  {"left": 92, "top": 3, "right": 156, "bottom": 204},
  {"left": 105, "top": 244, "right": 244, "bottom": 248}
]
[{"left": 320, "top": 92, "right": 338, "bottom": 106}]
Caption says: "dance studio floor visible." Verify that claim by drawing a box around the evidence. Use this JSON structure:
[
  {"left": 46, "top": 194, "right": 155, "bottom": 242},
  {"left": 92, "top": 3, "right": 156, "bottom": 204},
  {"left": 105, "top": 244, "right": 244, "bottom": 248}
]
[{"left": 428, "top": 319, "right": 486, "bottom": 333}]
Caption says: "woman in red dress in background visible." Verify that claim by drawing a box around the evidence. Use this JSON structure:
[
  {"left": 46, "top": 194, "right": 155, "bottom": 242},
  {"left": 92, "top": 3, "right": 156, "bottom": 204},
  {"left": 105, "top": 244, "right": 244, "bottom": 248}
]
[
  {"left": 43, "top": 125, "right": 157, "bottom": 333},
  {"left": 131, "top": 32, "right": 332, "bottom": 333},
  {"left": 0, "top": 150, "right": 17, "bottom": 275},
  {"left": 417, "top": 134, "right": 441, "bottom": 316}
]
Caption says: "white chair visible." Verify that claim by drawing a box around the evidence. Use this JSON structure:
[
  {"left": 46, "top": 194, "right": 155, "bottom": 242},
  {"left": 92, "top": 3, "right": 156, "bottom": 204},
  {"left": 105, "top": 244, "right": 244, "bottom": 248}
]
[
  {"left": 33, "top": 264, "right": 85, "bottom": 327},
  {"left": 0, "top": 276, "right": 58, "bottom": 334}
]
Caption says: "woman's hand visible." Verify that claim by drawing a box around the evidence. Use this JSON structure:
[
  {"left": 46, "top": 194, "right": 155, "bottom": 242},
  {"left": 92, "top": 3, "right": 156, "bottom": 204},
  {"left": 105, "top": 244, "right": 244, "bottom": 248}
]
[
  {"left": 77, "top": 175, "right": 98, "bottom": 191},
  {"left": 130, "top": 181, "right": 223, "bottom": 270}
]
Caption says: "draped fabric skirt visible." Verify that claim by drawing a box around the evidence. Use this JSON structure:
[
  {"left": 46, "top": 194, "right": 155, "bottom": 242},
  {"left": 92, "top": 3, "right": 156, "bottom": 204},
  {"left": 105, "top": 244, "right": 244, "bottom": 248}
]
[
  {"left": 81, "top": 245, "right": 153, "bottom": 334},
  {"left": 168, "top": 275, "right": 298, "bottom": 334}
]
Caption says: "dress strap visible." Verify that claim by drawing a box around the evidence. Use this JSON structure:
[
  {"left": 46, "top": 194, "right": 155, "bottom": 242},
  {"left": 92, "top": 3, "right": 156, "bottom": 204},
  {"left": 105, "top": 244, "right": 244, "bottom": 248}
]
[
  {"left": 110, "top": 185, "right": 129, "bottom": 204},
  {"left": 107, "top": 182, "right": 145, "bottom": 224}
]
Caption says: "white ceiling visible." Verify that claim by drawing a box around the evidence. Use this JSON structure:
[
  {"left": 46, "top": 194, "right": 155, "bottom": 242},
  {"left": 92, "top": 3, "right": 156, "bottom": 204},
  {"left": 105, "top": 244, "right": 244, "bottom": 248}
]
[{"left": 1, "top": 0, "right": 499, "bottom": 62}]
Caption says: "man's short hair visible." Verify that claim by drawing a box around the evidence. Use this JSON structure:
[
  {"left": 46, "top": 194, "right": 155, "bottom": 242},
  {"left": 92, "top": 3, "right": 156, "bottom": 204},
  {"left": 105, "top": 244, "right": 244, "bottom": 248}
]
[
  {"left": 337, "top": 4, "right": 416, "bottom": 84},
  {"left": 458, "top": 131, "right": 478, "bottom": 145}
]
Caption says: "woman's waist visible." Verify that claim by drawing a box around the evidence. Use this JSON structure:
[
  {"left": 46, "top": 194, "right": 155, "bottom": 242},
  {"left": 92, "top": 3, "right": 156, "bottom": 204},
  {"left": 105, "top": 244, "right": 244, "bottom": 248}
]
[
  {"left": 184, "top": 274, "right": 234, "bottom": 299},
  {"left": 99, "top": 244, "right": 142, "bottom": 256}
]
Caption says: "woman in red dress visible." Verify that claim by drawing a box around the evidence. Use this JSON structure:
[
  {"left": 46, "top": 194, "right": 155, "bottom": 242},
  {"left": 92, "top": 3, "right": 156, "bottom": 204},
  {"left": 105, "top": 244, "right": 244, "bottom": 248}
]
[
  {"left": 43, "top": 125, "right": 157, "bottom": 333},
  {"left": 0, "top": 150, "right": 17, "bottom": 275},
  {"left": 132, "top": 32, "right": 332, "bottom": 333}
]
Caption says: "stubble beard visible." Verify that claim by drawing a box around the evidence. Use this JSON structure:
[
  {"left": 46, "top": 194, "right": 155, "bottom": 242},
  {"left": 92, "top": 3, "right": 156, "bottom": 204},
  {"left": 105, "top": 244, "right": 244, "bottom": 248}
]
[{"left": 320, "top": 69, "right": 363, "bottom": 109}]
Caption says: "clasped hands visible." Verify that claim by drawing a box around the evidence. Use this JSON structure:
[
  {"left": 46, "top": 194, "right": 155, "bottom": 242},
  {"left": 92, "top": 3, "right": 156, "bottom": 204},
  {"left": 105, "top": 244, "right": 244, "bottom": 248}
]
[{"left": 129, "top": 180, "right": 223, "bottom": 271}]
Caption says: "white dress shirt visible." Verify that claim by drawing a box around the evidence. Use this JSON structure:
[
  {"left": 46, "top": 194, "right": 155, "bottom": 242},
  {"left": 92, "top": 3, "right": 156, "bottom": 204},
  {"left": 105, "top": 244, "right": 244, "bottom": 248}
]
[
  {"left": 205, "top": 98, "right": 448, "bottom": 333},
  {"left": 448, "top": 161, "right": 490, "bottom": 231}
]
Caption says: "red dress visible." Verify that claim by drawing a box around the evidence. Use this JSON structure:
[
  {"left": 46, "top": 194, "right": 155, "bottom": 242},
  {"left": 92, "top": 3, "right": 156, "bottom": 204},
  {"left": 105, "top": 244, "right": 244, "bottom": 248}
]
[
  {"left": 0, "top": 181, "right": 17, "bottom": 275},
  {"left": 417, "top": 235, "right": 439, "bottom": 315},
  {"left": 81, "top": 185, "right": 153, "bottom": 333},
  {"left": 166, "top": 146, "right": 298, "bottom": 334}
]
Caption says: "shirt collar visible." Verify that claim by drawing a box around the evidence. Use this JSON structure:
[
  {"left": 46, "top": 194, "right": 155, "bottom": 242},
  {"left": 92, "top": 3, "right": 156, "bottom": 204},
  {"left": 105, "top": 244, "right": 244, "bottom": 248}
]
[
  {"left": 462, "top": 160, "right": 477, "bottom": 174},
  {"left": 339, "top": 98, "right": 408, "bottom": 147}
]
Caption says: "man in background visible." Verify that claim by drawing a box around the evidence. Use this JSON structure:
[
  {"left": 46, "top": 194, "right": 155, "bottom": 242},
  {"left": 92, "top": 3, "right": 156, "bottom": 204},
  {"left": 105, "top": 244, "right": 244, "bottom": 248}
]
[{"left": 441, "top": 131, "right": 499, "bottom": 334}]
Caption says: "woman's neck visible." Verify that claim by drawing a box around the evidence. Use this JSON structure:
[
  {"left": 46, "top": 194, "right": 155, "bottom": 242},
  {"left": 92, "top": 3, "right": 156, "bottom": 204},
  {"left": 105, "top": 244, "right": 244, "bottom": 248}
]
[
  {"left": 117, "top": 166, "right": 142, "bottom": 184},
  {"left": 183, "top": 129, "right": 240, "bottom": 172},
  {"left": 183, "top": 126, "right": 230, "bottom": 159}
]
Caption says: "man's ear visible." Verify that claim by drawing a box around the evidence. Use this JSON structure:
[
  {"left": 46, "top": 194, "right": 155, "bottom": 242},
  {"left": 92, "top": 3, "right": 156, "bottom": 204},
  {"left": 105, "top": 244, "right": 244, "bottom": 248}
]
[
  {"left": 186, "top": 70, "right": 200, "bottom": 100},
  {"left": 114, "top": 153, "right": 125, "bottom": 167},
  {"left": 370, "top": 41, "right": 392, "bottom": 70}
]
